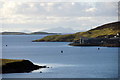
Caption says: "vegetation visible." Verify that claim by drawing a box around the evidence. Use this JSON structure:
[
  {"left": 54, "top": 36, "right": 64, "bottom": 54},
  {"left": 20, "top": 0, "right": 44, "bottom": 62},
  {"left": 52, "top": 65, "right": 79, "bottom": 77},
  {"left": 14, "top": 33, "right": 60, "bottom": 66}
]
[
  {"left": 0, "top": 59, "right": 24, "bottom": 66},
  {"left": 33, "top": 34, "right": 76, "bottom": 42},
  {"left": 0, "top": 59, "right": 24, "bottom": 73},
  {"left": 33, "top": 21, "right": 120, "bottom": 42},
  {"left": 74, "top": 21, "right": 120, "bottom": 40}
]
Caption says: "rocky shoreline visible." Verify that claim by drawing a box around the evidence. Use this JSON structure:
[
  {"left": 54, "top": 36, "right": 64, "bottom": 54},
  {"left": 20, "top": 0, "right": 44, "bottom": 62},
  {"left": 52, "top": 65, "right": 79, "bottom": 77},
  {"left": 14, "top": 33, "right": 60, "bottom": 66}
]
[
  {"left": 69, "top": 43, "right": 120, "bottom": 47},
  {"left": 0, "top": 59, "right": 47, "bottom": 74}
]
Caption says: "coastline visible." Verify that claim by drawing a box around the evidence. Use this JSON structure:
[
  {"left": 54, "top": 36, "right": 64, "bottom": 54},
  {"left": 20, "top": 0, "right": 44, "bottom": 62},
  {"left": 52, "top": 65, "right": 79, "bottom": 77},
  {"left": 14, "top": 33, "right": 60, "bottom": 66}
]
[
  {"left": 0, "top": 59, "right": 47, "bottom": 74},
  {"left": 69, "top": 43, "right": 120, "bottom": 47}
]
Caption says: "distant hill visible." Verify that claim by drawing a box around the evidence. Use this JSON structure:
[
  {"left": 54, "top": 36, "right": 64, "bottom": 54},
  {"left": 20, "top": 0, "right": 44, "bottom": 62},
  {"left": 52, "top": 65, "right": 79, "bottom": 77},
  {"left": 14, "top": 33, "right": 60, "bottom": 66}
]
[
  {"left": 33, "top": 21, "right": 120, "bottom": 42},
  {"left": 1, "top": 32, "right": 27, "bottom": 35},
  {"left": 0, "top": 32, "right": 60, "bottom": 35},
  {"left": 29, "top": 32, "right": 60, "bottom": 35}
]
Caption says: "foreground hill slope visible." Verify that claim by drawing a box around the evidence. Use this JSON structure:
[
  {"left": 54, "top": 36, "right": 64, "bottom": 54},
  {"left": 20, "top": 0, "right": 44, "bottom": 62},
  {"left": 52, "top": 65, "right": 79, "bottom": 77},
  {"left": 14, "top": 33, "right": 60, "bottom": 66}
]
[
  {"left": 0, "top": 59, "right": 47, "bottom": 73},
  {"left": 33, "top": 21, "right": 120, "bottom": 42}
]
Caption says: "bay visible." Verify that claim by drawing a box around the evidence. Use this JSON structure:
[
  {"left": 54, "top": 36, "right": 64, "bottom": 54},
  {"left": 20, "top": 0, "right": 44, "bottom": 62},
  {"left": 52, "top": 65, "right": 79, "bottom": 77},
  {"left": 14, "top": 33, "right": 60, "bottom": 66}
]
[{"left": 2, "top": 35, "right": 118, "bottom": 78}]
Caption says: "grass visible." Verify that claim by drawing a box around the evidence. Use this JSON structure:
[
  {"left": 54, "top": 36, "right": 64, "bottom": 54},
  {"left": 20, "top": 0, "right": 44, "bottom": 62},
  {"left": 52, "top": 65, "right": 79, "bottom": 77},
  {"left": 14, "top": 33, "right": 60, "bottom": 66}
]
[
  {"left": 74, "top": 28, "right": 120, "bottom": 39},
  {"left": 34, "top": 34, "right": 76, "bottom": 42},
  {"left": 0, "top": 59, "right": 24, "bottom": 66}
]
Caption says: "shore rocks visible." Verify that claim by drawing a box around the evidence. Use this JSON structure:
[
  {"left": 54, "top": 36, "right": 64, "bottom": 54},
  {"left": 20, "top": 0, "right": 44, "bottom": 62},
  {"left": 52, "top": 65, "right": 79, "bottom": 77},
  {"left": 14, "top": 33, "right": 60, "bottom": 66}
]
[{"left": 69, "top": 43, "right": 120, "bottom": 47}]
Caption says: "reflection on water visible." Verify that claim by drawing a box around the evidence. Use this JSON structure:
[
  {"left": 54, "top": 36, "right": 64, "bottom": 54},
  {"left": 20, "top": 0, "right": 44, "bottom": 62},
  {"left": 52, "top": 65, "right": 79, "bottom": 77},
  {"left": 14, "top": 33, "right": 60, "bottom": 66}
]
[{"left": 32, "top": 63, "right": 77, "bottom": 73}]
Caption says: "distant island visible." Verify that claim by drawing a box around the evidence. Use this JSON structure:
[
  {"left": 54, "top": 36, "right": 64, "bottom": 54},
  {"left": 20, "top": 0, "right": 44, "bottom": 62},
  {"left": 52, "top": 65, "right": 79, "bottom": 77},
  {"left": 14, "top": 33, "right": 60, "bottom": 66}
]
[
  {"left": 32, "top": 21, "right": 120, "bottom": 47},
  {"left": 0, "top": 32, "right": 60, "bottom": 35},
  {"left": 0, "top": 32, "right": 27, "bottom": 35}
]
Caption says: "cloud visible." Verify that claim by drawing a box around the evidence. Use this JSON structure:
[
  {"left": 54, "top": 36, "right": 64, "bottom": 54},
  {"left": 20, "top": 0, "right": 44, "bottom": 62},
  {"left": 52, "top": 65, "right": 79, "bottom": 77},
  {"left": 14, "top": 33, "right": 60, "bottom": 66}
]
[
  {"left": 0, "top": 2, "right": 117, "bottom": 17},
  {"left": 0, "top": 15, "right": 95, "bottom": 24},
  {"left": 85, "top": 8, "right": 96, "bottom": 12},
  {"left": 0, "top": 1, "right": 118, "bottom": 33}
]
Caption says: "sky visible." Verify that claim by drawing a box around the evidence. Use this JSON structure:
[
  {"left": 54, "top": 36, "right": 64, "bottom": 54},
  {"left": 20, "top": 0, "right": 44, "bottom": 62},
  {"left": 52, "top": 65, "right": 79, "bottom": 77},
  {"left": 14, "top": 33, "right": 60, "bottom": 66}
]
[{"left": 0, "top": 0, "right": 119, "bottom": 33}]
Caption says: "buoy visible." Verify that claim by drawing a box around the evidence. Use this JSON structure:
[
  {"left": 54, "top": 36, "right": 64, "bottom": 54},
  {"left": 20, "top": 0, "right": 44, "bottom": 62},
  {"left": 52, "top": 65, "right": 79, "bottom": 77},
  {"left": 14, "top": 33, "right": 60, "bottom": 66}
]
[
  {"left": 61, "top": 50, "right": 63, "bottom": 53},
  {"left": 98, "top": 48, "right": 100, "bottom": 50},
  {"left": 40, "top": 71, "right": 42, "bottom": 73}
]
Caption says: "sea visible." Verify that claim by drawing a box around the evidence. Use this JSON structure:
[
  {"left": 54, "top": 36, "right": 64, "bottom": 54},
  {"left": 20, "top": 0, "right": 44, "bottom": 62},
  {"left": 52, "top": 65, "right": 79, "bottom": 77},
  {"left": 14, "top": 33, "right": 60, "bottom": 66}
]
[{"left": 1, "top": 35, "right": 118, "bottom": 78}]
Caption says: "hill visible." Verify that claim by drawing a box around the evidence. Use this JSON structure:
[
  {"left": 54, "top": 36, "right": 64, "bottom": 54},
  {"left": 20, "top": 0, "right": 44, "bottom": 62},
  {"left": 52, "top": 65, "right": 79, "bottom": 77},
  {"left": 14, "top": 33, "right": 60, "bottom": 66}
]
[
  {"left": 29, "top": 32, "right": 60, "bottom": 35},
  {"left": 33, "top": 21, "right": 120, "bottom": 42},
  {"left": 1, "top": 32, "right": 27, "bottom": 35},
  {"left": 0, "top": 59, "right": 47, "bottom": 73},
  {"left": 0, "top": 32, "right": 60, "bottom": 35}
]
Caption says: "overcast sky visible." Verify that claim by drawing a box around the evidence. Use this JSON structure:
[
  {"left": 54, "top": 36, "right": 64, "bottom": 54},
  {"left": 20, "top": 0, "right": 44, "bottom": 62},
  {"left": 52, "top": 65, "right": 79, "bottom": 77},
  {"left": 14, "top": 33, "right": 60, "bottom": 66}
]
[{"left": 0, "top": 1, "right": 118, "bottom": 33}]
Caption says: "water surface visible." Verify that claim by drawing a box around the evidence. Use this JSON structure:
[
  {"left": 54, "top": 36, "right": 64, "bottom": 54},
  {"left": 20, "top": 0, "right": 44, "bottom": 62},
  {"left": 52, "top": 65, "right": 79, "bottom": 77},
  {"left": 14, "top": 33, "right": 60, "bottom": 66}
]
[{"left": 2, "top": 35, "right": 118, "bottom": 78}]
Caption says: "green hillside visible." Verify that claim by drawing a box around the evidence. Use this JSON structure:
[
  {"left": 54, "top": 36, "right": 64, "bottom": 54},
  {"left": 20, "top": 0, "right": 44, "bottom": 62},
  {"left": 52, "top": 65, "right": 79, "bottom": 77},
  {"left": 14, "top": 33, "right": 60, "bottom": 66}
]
[
  {"left": 33, "top": 21, "right": 120, "bottom": 42},
  {"left": 33, "top": 34, "right": 76, "bottom": 42}
]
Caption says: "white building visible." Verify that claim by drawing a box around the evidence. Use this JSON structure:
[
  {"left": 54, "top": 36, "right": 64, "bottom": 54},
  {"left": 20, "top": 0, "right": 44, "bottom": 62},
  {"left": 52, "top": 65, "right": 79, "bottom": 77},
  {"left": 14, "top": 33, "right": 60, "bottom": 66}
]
[{"left": 79, "top": 37, "right": 88, "bottom": 44}]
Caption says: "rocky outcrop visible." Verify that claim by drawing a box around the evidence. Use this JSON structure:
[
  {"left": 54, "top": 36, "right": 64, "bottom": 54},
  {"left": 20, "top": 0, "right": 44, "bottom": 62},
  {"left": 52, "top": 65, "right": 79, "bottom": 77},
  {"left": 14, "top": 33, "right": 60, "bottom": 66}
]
[{"left": 2, "top": 59, "right": 47, "bottom": 73}]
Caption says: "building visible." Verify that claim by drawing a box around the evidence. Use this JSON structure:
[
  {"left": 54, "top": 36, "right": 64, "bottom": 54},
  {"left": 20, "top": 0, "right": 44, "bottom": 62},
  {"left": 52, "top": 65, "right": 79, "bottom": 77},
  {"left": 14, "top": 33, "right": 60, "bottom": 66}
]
[{"left": 79, "top": 37, "right": 88, "bottom": 44}]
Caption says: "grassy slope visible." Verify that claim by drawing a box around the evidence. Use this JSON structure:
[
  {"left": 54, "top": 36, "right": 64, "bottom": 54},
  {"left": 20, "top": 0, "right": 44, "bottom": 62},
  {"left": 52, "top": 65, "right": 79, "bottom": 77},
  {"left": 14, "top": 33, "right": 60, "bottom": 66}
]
[
  {"left": 0, "top": 59, "right": 23, "bottom": 73},
  {"left": 0, "top": 59, "right": 24, "bottom": 66},
  {"left": 0, "top": 59, "right": 44, "bottom": 73},
  {"left": 33, "top": 34, "right": 76, "bottom": 42},
  {"left": 74, "top": 21, "right": 120, "bottom": 39},
  {"left": 33, "top": 21, "right": 120, "bottom": 42}
]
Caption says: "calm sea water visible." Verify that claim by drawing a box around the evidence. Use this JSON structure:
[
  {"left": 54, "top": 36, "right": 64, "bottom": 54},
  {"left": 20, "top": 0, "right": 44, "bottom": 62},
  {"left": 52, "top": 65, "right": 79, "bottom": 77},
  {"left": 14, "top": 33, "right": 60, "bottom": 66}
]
[{"left": 1, "top": 35, "right": 118, "bottom": 78}]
